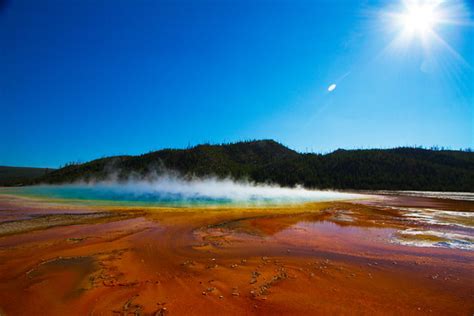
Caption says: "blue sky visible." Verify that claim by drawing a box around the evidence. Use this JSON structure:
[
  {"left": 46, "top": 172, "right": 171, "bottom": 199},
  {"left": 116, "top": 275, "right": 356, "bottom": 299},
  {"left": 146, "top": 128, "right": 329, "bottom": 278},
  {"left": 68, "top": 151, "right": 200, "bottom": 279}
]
[{"left": 1, "top": 0, "right": 473, "bottom": 167}]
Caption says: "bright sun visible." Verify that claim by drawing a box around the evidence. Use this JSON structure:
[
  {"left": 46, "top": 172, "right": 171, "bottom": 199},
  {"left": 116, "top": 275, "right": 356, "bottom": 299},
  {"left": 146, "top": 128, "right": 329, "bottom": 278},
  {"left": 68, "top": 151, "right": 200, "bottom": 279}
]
[
  {"left": 381, "top": 0, "right": 470, "bottom": 71},
  {"left": 399, "top": 3, "right": 439, "bottom": 34},
  {"left": 385, "top": 1, "right": 447, "bottom": 46}
]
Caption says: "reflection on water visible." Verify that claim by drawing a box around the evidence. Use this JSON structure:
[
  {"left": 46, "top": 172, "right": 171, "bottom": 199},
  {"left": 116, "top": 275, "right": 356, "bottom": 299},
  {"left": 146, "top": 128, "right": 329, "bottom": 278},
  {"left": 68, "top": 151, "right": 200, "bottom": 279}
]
[
  {"left": 391, "top": 207, "right": 474, "bottom": 250},
  {"left": 396, "top": 207, "right": 474, "bottom": 228},
  {"left": 276, "top": 220, "right": 395, "bottom": 251},
  {"left": 208, "top": 206, "right": 474, "bottom": 252},
  {"left": 393, "top": 228, "right": 474, "bottom": 250}
]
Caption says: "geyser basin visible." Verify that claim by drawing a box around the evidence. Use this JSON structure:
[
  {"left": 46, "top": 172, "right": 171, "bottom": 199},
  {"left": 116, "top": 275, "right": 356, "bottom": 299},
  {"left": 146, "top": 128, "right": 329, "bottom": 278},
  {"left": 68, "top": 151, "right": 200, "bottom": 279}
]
[
  {"left": 0, "top": 186, "right": 473, "bottom": 315},
  {"left": 1, "top": 177, "right": 366, "bottom": 207}
]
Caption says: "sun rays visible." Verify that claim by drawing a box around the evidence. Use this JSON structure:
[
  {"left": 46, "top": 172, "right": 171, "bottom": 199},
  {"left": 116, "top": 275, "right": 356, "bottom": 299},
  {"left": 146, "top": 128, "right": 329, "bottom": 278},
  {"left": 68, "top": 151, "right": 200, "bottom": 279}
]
[{"left": 380, "top": 0, "right": 472, "bottom": 68}]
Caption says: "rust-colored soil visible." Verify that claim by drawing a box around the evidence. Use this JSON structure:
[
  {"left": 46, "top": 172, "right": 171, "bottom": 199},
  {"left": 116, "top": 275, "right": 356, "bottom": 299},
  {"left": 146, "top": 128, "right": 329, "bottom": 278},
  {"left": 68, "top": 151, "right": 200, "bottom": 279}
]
[{"left": 0, "top": 195, "right": 472, "bottom": 315}]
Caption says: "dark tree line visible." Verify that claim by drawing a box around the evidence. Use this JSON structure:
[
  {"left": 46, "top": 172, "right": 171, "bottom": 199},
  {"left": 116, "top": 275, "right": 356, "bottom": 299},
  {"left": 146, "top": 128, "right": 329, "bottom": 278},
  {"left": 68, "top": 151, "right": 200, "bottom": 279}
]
[{"left": 31, "top": 140, "right": 474, "bottom": 192}]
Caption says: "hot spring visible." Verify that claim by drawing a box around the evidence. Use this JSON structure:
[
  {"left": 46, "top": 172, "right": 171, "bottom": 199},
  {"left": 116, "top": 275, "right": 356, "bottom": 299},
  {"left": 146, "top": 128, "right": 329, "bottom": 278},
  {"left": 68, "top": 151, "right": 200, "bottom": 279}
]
[{"left": 1, "top": 176, "right": 366, "bottom": 207}]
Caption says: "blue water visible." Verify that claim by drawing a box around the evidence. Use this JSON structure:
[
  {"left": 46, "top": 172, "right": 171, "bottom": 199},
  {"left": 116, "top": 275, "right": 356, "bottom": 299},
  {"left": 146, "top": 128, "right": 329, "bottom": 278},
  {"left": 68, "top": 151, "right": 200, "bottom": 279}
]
[
  {"left": 0, "top": 185, "right": 234, "bottom": 206},
  {"left": 0, "top": 181, "right": 363, "bottom": 207}
]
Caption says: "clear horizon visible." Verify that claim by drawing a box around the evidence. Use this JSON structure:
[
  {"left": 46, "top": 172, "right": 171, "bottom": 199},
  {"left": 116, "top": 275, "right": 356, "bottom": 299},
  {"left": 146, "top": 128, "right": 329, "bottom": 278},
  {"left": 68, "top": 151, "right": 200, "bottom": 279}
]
[{"left": 1, "top": 0, "right": 473, "bottom": 168}]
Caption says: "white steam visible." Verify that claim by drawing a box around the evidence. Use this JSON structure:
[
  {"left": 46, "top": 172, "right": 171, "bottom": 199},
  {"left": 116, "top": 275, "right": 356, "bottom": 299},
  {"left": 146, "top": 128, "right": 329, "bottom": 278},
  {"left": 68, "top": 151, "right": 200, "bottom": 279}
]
[{"left": 73, "top": 174, "right": 366, "bottom": 204}]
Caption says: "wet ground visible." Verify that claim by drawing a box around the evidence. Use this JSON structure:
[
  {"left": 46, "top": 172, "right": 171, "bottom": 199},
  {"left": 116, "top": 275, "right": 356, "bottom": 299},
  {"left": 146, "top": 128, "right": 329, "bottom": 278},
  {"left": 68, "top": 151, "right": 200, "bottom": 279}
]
[{"left": 0, "top": 192, "right": 472, "bottom": 315}]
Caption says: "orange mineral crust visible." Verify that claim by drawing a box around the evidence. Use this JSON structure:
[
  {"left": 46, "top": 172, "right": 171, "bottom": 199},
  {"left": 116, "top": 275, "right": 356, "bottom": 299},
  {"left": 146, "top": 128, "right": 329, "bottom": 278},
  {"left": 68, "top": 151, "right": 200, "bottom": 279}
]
[{"left": 0, "top": 195, "right": 473, "bottom": 315}]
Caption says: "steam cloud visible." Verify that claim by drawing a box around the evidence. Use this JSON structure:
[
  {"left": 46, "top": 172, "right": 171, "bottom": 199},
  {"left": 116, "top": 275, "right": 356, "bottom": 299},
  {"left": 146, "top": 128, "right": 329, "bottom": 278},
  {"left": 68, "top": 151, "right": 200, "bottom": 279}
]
[{"left": 38, "top": 173, "right": 367, "bottom": 205}]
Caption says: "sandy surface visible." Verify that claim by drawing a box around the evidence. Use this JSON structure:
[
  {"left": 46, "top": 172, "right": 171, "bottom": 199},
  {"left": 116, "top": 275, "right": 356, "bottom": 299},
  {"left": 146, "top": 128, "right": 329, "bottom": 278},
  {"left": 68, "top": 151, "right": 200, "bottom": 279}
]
[{"left": 0, "top": 193, "right": 472, "bottom": 315}]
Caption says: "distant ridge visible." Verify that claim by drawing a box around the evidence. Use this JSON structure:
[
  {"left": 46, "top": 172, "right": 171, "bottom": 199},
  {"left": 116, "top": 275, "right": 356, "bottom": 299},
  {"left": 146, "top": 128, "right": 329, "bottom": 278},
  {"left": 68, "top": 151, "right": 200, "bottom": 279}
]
[
  {"left": 7, "top": 140, "right": 474, "bottom": 192},
  {"left": 0, "top": 166, "right": 54, "bottom": 186}
]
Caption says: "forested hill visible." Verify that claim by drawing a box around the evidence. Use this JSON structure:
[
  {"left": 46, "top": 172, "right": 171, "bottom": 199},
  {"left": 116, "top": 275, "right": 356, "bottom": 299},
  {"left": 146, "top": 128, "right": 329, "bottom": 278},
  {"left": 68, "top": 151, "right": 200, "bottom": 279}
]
[
  {"left": 0, "top": 166, "right": 54, "bottom": 186},
  {"left": 28, "top": 140, "right": 474, "bottom": 192}
]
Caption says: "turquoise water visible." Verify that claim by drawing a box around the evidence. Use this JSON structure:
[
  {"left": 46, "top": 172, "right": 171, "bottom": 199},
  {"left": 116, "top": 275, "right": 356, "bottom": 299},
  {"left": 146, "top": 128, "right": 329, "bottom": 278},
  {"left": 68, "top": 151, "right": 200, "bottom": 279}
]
[
  {"left": 0, "top": 185, "right": 234, "bottom": 207},
  {"left": 0, "top": 181, "right": 364, "bottom": 207}
]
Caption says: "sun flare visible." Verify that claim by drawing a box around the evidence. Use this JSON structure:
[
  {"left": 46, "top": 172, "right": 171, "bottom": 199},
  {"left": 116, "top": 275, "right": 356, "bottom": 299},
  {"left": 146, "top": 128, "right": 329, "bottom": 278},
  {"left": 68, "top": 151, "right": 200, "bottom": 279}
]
[
  {"left": 381, "top": 0, "right": 471, "bottom": 67},
  {"left": 398, "top": 3, "right": 440, "bottom": 34}
]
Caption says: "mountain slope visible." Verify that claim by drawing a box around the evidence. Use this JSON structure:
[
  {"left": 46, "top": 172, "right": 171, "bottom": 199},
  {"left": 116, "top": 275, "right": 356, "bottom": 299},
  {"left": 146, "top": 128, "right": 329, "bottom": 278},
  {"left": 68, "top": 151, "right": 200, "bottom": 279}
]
[
  {"left": 0, "top": 166, "right": 54, "bottom": 186},
  {"left": 26, "top": 140, "right": 474, "bottom": 191}
]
